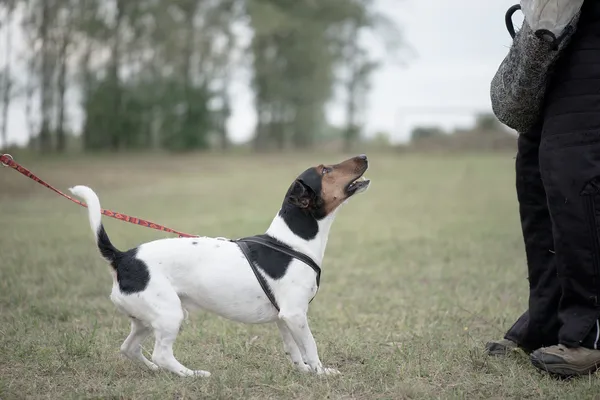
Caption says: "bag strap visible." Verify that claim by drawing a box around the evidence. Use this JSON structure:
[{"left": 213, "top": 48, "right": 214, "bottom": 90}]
[
  {"left": 504, "top": 3, "right": 576, "bottom": 50},
  {"left": 506, "top": 4, "right": 522, "bottom": 39}
]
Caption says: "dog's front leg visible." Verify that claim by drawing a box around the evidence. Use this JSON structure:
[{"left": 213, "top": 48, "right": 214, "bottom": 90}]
[
  {"left": 276, "top": 320, "right": 310, "bottom": 372},
  {"left": 279, "top": 310, "right": 340, "bottom": 375}
]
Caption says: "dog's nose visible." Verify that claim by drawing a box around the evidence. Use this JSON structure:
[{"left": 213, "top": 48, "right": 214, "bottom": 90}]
[{"left": 357, "top": 154, "right": 367, "bottom": 161}]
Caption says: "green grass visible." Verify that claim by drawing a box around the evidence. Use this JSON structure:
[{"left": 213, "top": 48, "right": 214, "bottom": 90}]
[{"left": 1, "top": 151, "right": 599, "bottom": 399}]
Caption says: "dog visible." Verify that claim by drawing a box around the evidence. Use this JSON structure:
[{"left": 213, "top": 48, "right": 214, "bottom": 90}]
[{"left": 69, "top": 154, "right": 370, "bottom": 377}]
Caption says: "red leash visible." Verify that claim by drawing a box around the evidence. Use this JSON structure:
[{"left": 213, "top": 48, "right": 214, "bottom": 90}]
[{"left": 0, "top": 153, "right": 198, "bottom": 238}]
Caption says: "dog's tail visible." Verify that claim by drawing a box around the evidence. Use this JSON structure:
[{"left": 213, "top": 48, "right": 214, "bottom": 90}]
[{"left": 69, "top": 185, "right": 122, "bottom": 266}]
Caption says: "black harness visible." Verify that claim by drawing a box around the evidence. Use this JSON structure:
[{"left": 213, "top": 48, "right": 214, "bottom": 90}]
[{"left": 233, "top": 236, "right": 321, "bottom": 312}]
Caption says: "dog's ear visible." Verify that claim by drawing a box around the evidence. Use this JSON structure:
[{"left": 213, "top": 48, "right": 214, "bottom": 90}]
[{"left": 288, "top": 180, "right": 313, "bottom": 209}]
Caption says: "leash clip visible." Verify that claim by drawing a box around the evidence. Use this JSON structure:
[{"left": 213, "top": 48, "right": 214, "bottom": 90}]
[{"left": 1, "top": 154, "right": 13, "bottom": 167}]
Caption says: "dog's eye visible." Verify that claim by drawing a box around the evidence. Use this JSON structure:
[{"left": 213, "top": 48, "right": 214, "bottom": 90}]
[{"left": 322, "top": 167, "right": 331, "bottom": 175}]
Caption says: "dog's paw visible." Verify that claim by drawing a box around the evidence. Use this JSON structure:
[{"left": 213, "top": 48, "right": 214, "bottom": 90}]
[
  {"left": 193, "top": 370, "right": 211, "bottom": 378},
  {"left": 314, "top": 365, "right": 341, "bottom": 375},
  {"left": 147, "top": 363, "right": 160, "bottom": 372},
  {"left": 177, "top": 368, "right": 211, "bottom": 378},
  {"left": 294, "top": 362, "right": 312, "bottom": 373},
  {"left": 321, "top": 367, "right": 340, "bottom": 376}
]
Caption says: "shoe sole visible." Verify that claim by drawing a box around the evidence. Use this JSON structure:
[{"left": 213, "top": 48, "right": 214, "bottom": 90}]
[
  {"left": 486, "top": 347, "right": 512, "bottom": 356},
  {"left": 485, "top": 342, "right": 530, "bottom": 356},
  {"left": 531, "top": 356, "right": 600, "bottom": 377},
  {"left": 485, "top": 342, "right": 514, "bottom": 356}
]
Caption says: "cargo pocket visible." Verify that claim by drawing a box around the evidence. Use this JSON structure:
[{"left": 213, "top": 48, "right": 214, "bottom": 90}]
[{"left": 580, "top": 177, "right": 600, "bottom": 305}]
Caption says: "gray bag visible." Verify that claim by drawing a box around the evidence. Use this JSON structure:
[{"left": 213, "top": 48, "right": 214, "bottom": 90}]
[{"left": 490, "top": 4, "right": 581, "bottom": 133}]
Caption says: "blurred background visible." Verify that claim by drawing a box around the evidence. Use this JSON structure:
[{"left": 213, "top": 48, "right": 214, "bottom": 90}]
[{"left": 0, "top": 0, "right": 523, "bottom": 155}]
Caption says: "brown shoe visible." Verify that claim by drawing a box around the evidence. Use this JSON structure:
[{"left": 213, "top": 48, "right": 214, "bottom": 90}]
[
  {"left": 485, "top": 339, "right": 519, "bottom": 356},
  {"left": 530, "top": 344, "right": 600, "bottom": 377}
]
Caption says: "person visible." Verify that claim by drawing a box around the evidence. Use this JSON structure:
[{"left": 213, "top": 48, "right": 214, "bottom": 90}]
[{"left": 486, "top": 0, "right": 600, "bottom": 377}]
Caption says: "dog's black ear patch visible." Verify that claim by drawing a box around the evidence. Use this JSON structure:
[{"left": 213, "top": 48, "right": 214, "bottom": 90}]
[
  {"left": 288, "top": 180, "right": 312, "bottom": 209},
  {"left": 297, "top": 167, "right": 322, "bottom": 195}
]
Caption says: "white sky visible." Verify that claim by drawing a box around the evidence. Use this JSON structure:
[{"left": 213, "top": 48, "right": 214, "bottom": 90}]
[{"left": 0, "top": 0, "right": 522, "bottom": 147}]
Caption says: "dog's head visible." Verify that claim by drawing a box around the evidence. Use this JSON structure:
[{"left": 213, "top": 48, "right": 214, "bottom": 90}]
[{"left": 284, "top": 154, "right": 370, "bottom": 220}]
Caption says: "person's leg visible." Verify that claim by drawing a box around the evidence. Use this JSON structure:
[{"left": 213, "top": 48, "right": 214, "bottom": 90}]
[
  {"left": 530, "top": 130, "right": 600, "bottom": 375},
  {"left": 486, "top": 126, "right": 561, "bottom": 355},
  {"left": 529, "top": 5, "right": 600, "bottom": 374}
]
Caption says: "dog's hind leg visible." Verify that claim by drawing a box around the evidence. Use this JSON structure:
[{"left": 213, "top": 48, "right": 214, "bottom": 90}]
[
  {"left": 151, "top": 314, "right": 211, "bottom": 377},
  {"left": 148, "top": 291, "right": 211, "bottom": 378},
  {"left": 120, "top": 318, "right": 158, "bottom": 371},
  {"left": 276, "top": 320, "right": 310, "bottom": 372}
]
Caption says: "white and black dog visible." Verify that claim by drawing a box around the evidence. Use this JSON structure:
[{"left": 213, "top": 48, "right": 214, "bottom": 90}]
[{"left": 70, "top": 155, "right": 370, "bottom": 377}]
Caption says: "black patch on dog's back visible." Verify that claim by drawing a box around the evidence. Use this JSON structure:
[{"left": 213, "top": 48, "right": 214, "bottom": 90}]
[
  {"left": 113, "top": 248, "right": 150, "bottom": 294},
  {"left": 245, "top": 234, "right": 293, "bottom": 280}
]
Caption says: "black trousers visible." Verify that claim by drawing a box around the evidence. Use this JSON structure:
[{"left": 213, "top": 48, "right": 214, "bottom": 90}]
[
  {"left": 503, "top": 1, "right": 600, "bottom": 348},
  {"left": 505, "top": 128, "right": 600, "bottom": 349}
]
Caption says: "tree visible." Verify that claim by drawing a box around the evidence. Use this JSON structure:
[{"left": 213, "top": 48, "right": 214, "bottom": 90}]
[
  {"left": 329, "top": 0, "right": 405, "bottom": 152},
  {"left": 72, "top": 0, "right": 102, "bottom": 150},
  {"left": 9, "top": 0, "right": 402, "bottom": 154},
  {"left": 248, "top": 0, "right": 339, "bottom": 150},
  {"left": 54, "top": 0, "right": 77, "bottom": 152},
  {"left": 38, "top": 0, "right": 56, "bottom": 152},
  {"left": 248, "top": 0, "right": 405, "bottom": 151},
  {"left": 0, "top": 0, "right": 16, "bottom": 150}
]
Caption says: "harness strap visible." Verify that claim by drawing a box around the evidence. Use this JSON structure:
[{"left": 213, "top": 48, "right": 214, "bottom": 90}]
[
  {"left": 236, "top": 240, "right": 281, "bottom": 311},
  {"left": 234, "top": 236, "right": 322, "bottom": 312},
  {"left": 236, "top": 236, "right": 321, "bottom": 286}
]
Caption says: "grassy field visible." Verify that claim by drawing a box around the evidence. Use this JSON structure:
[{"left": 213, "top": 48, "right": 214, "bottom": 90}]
[{"left": 1, "top": 151, "right": 600, "bottom": 399}]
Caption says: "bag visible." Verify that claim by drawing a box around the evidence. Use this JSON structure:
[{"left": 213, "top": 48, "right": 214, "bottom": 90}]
[{"left": 490, "top": 2, "right": 582, "bottom": 133}]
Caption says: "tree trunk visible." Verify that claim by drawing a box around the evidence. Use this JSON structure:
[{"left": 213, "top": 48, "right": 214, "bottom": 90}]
[
  {"left": 253, "top": 106, "right": 268, "bottom": 152},
  {"left": 181, "top": 1, "right": 198, "bottom": 149},
  {"left": 343, "top": 25, "right": 359, "bottom": 153},
  {"left": 81, "top": 38, "right": 93, "bottom": 150},
  {"left": 108, "top": 0, "right": 124, "bottom": 151},
  {"left": 344, "top": 77, "right": 358, "bottom": 153},
  {"left": 39, "top": 0, "right": 53, "bottom": 152},
  {"left": 56, "top": 20, "right": 71, "bottom": 152},
  {"left": 183, "top": 7, "right": 195, "bottom": 94},
  {"left": 25, "top": 54, "right": 35, "bottom": 149},
  {"left": 219, "top": 89, "right": 230, "bottom": 150},
  {"left": 0, "top": 3, "right": 14, "bottom": 151},
  {"left": 273, "top": 103, "right": 285, "bottom": 150},
  {"left": 292, "top": 103, "right": 315, "bottom": 149}
]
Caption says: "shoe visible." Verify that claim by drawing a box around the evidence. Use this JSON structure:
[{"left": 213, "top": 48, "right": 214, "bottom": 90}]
[
  {"left": 485, "top": 339, "right": 519, "bottom": 356},
  {"left": 530, "top": 344, "right": 600, "bottom": 377}
]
